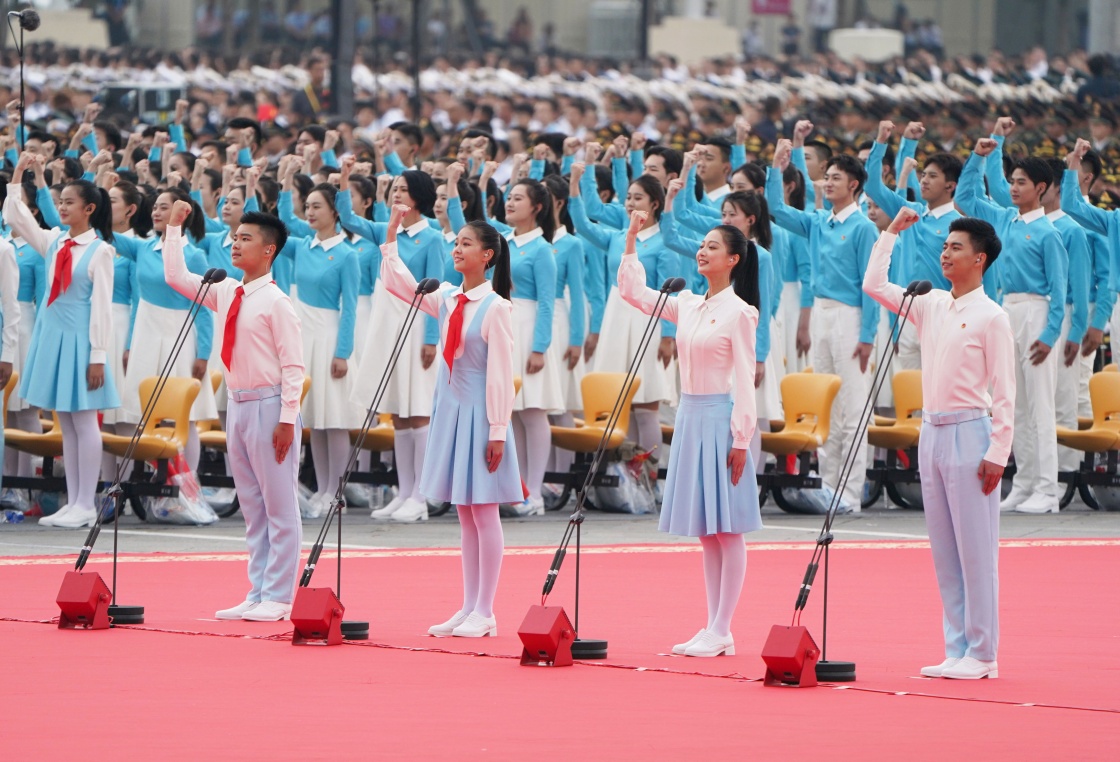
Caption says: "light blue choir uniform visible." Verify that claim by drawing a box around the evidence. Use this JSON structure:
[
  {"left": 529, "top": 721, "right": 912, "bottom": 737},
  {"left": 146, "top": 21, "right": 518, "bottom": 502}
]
[
  {"left": 550, "top": 228, "right": 588, "bottom": 411},
  {"left": 957, "top": 151, "right": 1067, "bottom": 508},
  {"left": 440, "top": 194, "right": 470, "bottom": 286},
  {"left": 506, "top": 228, "right": 561, "bottom": 411},
  {"left": 578, "top": 169, "right": 627, "bottom": 228},
  {"left": 570, "top": 194, "right": 680, "bottom": 405},
  {"left": 203, "top": 195, "right": 262, "bottom": 282},
  {"left": 102, "top": 237, "right": 137, "bottom": 426},
  {"left": 766, "top": 166, "right": 880, "bottom": 510},
  {"left": 1061, "top": 169, "right": 1120, "bottom": 334}
]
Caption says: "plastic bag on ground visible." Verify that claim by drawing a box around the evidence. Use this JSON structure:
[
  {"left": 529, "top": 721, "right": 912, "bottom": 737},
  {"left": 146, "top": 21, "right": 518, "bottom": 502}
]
[
  {"left": 588, "top": 445, "right": 657, "bottom": 515},
  {"left": 143, "top": 452, "right": 218, "bottom": 525}
]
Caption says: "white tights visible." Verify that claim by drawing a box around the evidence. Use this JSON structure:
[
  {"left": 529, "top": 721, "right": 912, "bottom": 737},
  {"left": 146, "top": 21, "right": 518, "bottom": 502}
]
[
  {"left": 4, "top": 408, "right": 40, "bottom": 477},
  {"left": 310, "top": 429, "right": 350, "bottom": 498},
  {"left": 698, "top": 533, "right": 747, "bottom": 638},
  {"left": 512, "top": 408, "right": 549, "bottom": 501},
  {"left": 57, "top": 410, "right": 102, "bottom": 511},
  {"left": 456, "top": 504, "right": 504, "bottom": 618}
]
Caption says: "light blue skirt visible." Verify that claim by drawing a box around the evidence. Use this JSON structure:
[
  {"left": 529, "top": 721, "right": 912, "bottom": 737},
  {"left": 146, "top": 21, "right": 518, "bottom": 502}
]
[
  {"left": 659, "top": 393, "right": 762, "bottom": 537},
  {"left": 21, "top": 316, "right": 120, "bottom": 413}
]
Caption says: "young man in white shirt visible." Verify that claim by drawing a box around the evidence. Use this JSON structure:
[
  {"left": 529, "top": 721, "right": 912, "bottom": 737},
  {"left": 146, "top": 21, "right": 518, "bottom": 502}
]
[
  {"left": 164, "top": 203, "right": 306, "bottom": 623},
  {"left": 864, "top": 207, "right": 1016, "bottom": 681}
]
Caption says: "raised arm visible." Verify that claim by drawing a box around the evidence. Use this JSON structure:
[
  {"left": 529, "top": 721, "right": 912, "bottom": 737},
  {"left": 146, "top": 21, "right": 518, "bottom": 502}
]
[
  {"left": 955, "top": 143, "right": 1009, "bottom": 227},
  {"left": 766, "top": 141, "right": 814, "bottom": 238},
  {"left": 3, "top": 155, "right": 53, "bottom": 254},
  {"left": 162, "top": 204, "right": 219, "bottom": 311},
  {"left": 864, "top": 123, "right": 909, "bottom": 219},
  {"left": 568, "top": 162, "right": 613, "bottom": 251},
  {"left": 616, "top": 211, "right": 679, "bottom": 324},
  {"left": 863, "top": 209, "right": 923, "bottom": 325},
  {"left": 1061, "top": 141, "right": 1113, "bottom": 237},
  {"left": 984, "top": 134, "right": 1014, "bottom": 209},
  {"left": 377, "top": 204, "right": 442, "bottom": 318}
]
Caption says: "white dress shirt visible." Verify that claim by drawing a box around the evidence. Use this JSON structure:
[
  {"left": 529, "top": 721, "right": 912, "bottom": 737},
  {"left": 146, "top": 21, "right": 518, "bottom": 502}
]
[
  {"left": 863, "top": 231, "right": 1016, "bottom": 465},
  {"left": 380, "top": 241, "right": 515, "bottom": 440},
  {"left": 0, "top": 238, "right": 19, "bottom": 363},
  {"left": 163, "top": 225, "right": 305, "bottom": 424},
  {"left": 4, "top": 185, "right": 114, "bottom": 364},
  {"left": 618, "top": 254, "right": 758, "bottom": 449}
]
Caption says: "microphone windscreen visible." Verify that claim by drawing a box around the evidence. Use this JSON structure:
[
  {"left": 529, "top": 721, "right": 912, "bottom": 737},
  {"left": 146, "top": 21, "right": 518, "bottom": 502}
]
[
  {"left": 669, "top": 277, "right": 687, "bottom": 293},
  {"left": 202, "top": 267, "right": 217, "bottom": 282},
  {"left": 904, "top": 279, "right": 920, "bottom": 296},
  {"left": 915, "top": 280, "right": 933, "bottom": 295},
  {"left": 210, "top": 269, "right": 228, "bottom": 284},
  {"left": 21, "top": 10, "right": 41, "bottom": 31},
  {"left": 416, "top": 277, "right": 440, "bottom": 294}
]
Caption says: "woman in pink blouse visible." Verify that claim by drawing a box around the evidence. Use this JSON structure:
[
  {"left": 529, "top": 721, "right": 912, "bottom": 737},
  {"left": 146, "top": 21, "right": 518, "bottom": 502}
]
[{"left": 618, "top": 210, "right": 763, "bottom": 658}]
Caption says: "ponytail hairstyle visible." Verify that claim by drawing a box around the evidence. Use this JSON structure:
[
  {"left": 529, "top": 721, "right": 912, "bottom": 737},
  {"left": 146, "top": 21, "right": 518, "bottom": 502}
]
[
  {"left": 722, "top": 190, "right": 772, "bottom": 250},
  {"left": 484, "top": 177, "right": 506, "bottom": 224},
  {"left": 68, "top": 179, "right": 114, "bottom": 243},
  {"left": 713, "top": 223, "right": 759, "bottom": 311},
  {"left": 114, "top": 180, "right": 154, "bottom": 238},
  {"left": 511, "top": 178, "right": 556, "bottom": 240},
  {"left": 457, "top": 177, "right": 483, "bottom": 222},
  {"left": 399, "top": 169, "right": 437, "bottom": 218},
  {"left": 781, "top": 164, "right": 806, "bottom": 211},
  {"left": 630, "top": 174, "right": 665, "bottom": 221},
  {"left": 307, "top": 182, "right": 346, "bottom": 234},
  {"left": 158, "top": 186, "right": 205, "bottom": 242},
  {"left": 20, "top": 180, "right": 46, "bottom": 228},
  {"left": 348, "top": 175, "right": 377, "bottom": 220},
  {"left": 542, "top": 174, "right": 573, "bottom": 234},
  {"left": 292, "top": 173, "right": 315, "bottom": 210},
  {"left": 256, "top": 174, "right": 280, "bottom": 214},
  {"left": 466, "top": 220, "right": 512, "bottom": 299}
]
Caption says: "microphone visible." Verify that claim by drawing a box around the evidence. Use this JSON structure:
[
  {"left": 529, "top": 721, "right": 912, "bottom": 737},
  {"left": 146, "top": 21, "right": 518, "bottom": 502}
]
[
  {"left": 913, "top": 280, "right": 933, "bottom": 295},
  {"left": 661, "top": 277, "right": 687, "bottom": 293},
  {"left": 202, "top": 267, "right": 217, "bottom": 283},
  {"left": 8, "top": 10, "right": 40, "bottom": 31},
  {"left": 415, "top": 277, "right": 440, "bottom": 294},
  {"left": 209, "top": 269, "right": 228, "bottom": 285},
  {"left": 903, "top": 280, "right": 920, "bottom": 297}
]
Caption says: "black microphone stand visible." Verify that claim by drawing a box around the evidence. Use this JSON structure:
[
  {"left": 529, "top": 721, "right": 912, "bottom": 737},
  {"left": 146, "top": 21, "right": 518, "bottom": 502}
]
[
  {"left": 790, "top": 279, "right": 931, "bottom": 682},
  {"left": 537, "top": 276, "right": 686, "bottom": 660},
  {"left": 69, "top": 268, "right": 225, "bottom": 626},
  {"left": 6, "top": 11, "right": 38, "bottom": 151},
  {"left": 295, "top": 277, "right": 440, "bottom": 641}
]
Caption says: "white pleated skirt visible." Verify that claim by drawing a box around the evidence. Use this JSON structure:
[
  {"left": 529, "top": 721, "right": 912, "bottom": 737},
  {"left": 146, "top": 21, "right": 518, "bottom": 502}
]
[
  {"left": 353, "top": 293, "right": 373, "bottom": 368},
  {"left": 592, "top": 288, "right": 674, "bottom": 405},
  {"left": 101, "top": 303, "right": 133, "bottom": 425},
  {"left": 297, "top": 302, "right": 360, "bottom": 429},
  {"left": 756, "top": 322, "right": 783, "bottom": 421},
  {"left": 512, "top": 297, "right": 564, "bottom": 412},
  {"left": 123, "top": 301, "right": 219, "bottom": 423},
  {"left": 547, "top": 297, "right": 585, "bottom": 413},
  {"left": 352, "top": 279, "right": 435, "bottom": 417},
  {"left": 8, "top": 300, "right": 36, "bottom": 411}
]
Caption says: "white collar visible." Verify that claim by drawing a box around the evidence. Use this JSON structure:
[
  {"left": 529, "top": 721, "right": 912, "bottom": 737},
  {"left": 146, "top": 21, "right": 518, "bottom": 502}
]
[
  {"left": 636, "top": 223, "right": 661, "bottom": 242},
  {"left": 454, "top": 279, "right": 494, "bottom": 302},
  {"left": 222, "top": 232, "right": 233, "bottom": 248},
  {"left": 1083, "top": 195, "right": 1093, "bottom": 204},
  {"left": 925, "top": 201, "right": 956, "bottom": 219},
  {"left": 13, "top": 236, "right": 25, "bottom": 247},
  {"left": 154, "top": 237, "right": 164, "bottom": 251},
  {"left": 828, "top": 202, "right": 860, "bottom": 225},
  {"left": 67, "top": 228, "right": 98, "bottom": 246},
  {"left": 1017, "top": 207, "right": 1046, "bottom": 224},
  {"left": 705, "top": 184, "right": 731, "bottom": 202},
  {"left": 242, "top": 274, "right": 273, "bottom": 296},
  {"left": 311, "top": 232, "right": 346, "bottom": 250},
  {"left": 552, "top": 227, "right": 569, "bottom": 243},
  {"left": 507, "top": 227, "right": 544, "bottom": 247},
  {"left": 1046, "top": 209, "right": 1066, "bottom": 222},
  {"left": 397, "top": 218, "right": 429, "bottom": 238},
  {"left": 443, "top": 230, "right": 457, "bottom": 243}
]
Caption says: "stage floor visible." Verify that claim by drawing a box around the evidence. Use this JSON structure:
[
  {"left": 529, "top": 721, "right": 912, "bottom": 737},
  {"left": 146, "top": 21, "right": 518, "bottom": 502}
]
[{"left": 2, "top": 536, "right": 1118, "bottom": 759}]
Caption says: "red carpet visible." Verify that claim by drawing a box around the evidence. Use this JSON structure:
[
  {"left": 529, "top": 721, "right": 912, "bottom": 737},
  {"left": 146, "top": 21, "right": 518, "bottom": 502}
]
[{"left": 2, "top": 539, "right": 1118, "bottom": 759}]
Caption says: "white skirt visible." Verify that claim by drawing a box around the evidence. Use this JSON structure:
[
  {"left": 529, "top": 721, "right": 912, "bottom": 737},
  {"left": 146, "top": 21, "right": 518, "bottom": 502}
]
[
  {"left": 353, "top": 293, "right": 373, "bottom": 369},
  {"left": 298, "top": 302, "right": 360, "bottom": 429},
  {"left": 352, "top": 279, "right": 436, "bottom": 417},
  {"left": 547, "top": 297, "right": 585, "bottom": 413},
  {"left": 123, "top": 301, "right": 219, "bottom": 423},
  {"left": 756, "top": 322, "right": 782, "bottom": 422},
  {"left": 512, "top": 297, "right": 564, "bottom": 412},
  {"left": 592, "top": 287, "right": 674, "bottom": 405},
  {"left": 8, "top": 300, "right": 35, "bottom": 411},
  {"left": 101, "top": 302, "right": 133, "bottom": 425}
]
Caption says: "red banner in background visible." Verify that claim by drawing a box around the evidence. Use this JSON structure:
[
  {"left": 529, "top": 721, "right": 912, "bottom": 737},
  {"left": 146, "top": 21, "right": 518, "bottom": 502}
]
[{"left": 752, "top": 0, "right": 792, "bottom": 13}]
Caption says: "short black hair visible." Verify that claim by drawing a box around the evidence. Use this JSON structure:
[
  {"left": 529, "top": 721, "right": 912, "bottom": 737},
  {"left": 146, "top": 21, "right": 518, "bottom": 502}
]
[
  {"left": 462, "top": 128, "right": 498, "bottom": 159},
  {"left": 804, "top": 139, "right": 833, "bottom": 163},
  {"left": 950, "top": 217, "right": 1002, "bottom": 273},
  {"left": 645, "top": 145, "right": 683, "bottom": 177},
  {"left": 1082, "top": 149, "right": 1104, "bottom": 186},
  {"left": 924, "top": 152, "right": 963, "bottom": 185},
  {"left": 389, "top": 121, "right": 423, "bottom": 148},
  {"left": 824, "top": 154, "right": 868, "bottom": 196},
  {"left": 93, "top": 120, "right": 122, "bottom": 152},
  {"left": 701, "top": 136, "right": 732, "bottom": 163},
  {"left": 534, "top": 132, "right": 566, "bottom": 160},
  {"left": 227, "top": 117, "right": 263, "bottom": 148},
  {"left": 239, "top": 211, "right": 288, "bottom": 258},
  {"left": 1013, "top": 157, "right": 1054, "bottom": 195},
  {"left": 859, "top": 140, "right": 894, "bottom": 168}
]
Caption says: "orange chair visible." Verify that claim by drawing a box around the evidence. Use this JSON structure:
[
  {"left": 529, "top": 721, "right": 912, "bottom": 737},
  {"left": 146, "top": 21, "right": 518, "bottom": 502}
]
[
  {"left": 4, "top": 373, "right": 71, "bottom": 494},
  {"left": 759, "top": 372, "right": 842, "bottom": 502},
  {"left": 1055, "top": 371, "right": 1120, "bottom": 510}
]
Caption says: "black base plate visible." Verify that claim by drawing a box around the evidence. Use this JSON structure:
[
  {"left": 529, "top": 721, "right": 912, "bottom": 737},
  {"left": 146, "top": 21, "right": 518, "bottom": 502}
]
[
  {"left": 108, "top": 604, "right": 145, "bottom": 626},
  {"left": 571, "top": 638, "right": 608, "bottom": 660},
  {"left": 815, "top": 659, "right": 856, "bottom": 682},
  {"left": 341, "top": 620, "right": 369, "bottom": 640}
]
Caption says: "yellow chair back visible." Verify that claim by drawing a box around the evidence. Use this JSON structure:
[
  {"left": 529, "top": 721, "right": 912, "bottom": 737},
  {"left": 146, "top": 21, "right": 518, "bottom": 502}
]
[
  {"left": 140, "top": 376, "right": 201, "bottom": 449},
  {"left": 1089, "top": 372, "right": 1120, "bottom": 434},
  {"left": 580, "top": 372, "right": 641, "bottom": 434},
  {"left": 891, "top": 369, "right": 923, "bottom": 423},
  {"left": 777, "top": 372, "right": 842, "bottom": 445}
]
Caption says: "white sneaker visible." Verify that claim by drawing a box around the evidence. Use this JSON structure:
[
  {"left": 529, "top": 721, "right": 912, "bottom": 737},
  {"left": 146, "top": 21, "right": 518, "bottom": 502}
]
[
  {"left": 241, "top": 601, "right": 292, "bottom": 621},
  {"left": 500, "top": 497, "right": 544, "bottom": 518},
  {"left": 1014, "top": 494, "right": 1059, "bottom": 514},
  {"left": 390, "top": 498, "right": 428, "bottom": 522},
  {"left": 684, "top": 630, "right": 735, "bottom": 657},
  {"left": 428, "top": 610, "right": 469, "bottom": 637},
  {"left": 215, "top": 600, "right": 260, "bottom": 620},
  {"left": 919, "top": 657, "right": 962, "bottom": 678},
  {"left": 371, "top": 495, "right": 406, "bottom": 520},
  {"left": 672, "top": 628, "right": 708, "bottom": 655},
  {"left": 941, "top": 656, "right": 998, "bottom": 679},
  {"left": 451, "top": 612, "right": 497, "bottom": 638},
  {"left": 52, "top": 505, "right": 97, "bottom": 528},
  {"left": 999, "top": 484, "right": 1030, "bottom": 512},
  {"left": 39, "top": 503, "right": 75, "bottom": 526}
]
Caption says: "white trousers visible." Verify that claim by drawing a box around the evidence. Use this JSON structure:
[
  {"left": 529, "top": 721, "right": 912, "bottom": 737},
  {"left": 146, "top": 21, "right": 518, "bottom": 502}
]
[
  {"left": 1005, "top": 296, "right": 1059, "bottom": 500},
  {"left": 780, "top": 282, "right": 808, "bottom": 374},
  {"left": 811, "top": 300, "right": 870, "bottom": 510},
  {"left": 1054, "top": 306, "right": 1083, "bottom": 473}
]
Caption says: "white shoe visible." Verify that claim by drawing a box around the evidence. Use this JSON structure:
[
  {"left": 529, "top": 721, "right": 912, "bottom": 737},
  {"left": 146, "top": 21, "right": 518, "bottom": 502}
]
[
  {"left": 919, "top": 657, "right": 962, "bottom": 678},
  {"left": 672, "top": 628, "right": 708, "bottom": 655},
  {"left": 215, "top": 600, "right": 260, "bottom": 620},
  {"left": 500, "top": 497, "right": 544, "bottom": 518},
  {"left": 684, "top": 630, "right": 735, "bottom": 657},
  {"left": 1014, "top": 494, "right": 1059, "bottom": 514},
  {"left": 941, "top": 656, "right": 998, "bottom": 679},
  {"left": 371, "top": 495, "right": 406, "bottom": 520},
  {"left": 451, "top": 612, "right": 497, "bottom": 637},
  {"left": 241, "top": 601, "right": 292, "bottom": 621},
  {"left": 51, "top": 505, "right": 97, "bottom": 528},
  {"left": 390, "top": 497, "right": 428, "bottom": 522},
  {"left": 999, "top": 484, "right": 1030, "bottom": 512},
  {"left": 428, "top": 610, "right": 469, "bottom": 637},
  {"left": 39, "top": 503, "right": 76, "bottom": 526}
]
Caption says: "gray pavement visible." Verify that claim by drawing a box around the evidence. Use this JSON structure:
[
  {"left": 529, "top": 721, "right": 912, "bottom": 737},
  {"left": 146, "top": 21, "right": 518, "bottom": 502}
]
[{"left": 2, "top": 494, "right": 1118, "bottom": 557}]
